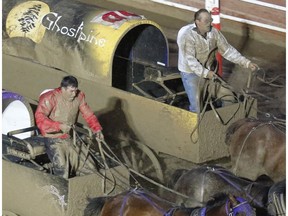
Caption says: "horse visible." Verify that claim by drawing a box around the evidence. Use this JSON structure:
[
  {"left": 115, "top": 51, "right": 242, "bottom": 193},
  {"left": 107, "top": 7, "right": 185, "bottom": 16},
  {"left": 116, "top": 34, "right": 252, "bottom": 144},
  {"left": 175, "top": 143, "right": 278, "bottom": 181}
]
[
  {"left": 170, "top": 165, "right": 274, "bottom": 215},
  {"left": 225, "top": 117, "right": 286, "bottom": 182},
  {"left": 84, "top": 188, "right": 255, "bottom": 216}
]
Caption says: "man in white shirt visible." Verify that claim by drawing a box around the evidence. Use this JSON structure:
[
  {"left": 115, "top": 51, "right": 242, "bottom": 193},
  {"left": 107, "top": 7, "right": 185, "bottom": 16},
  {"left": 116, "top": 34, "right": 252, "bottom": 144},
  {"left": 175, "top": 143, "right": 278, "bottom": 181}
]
[{"left": 177, "top": 8, "right": 258, "bottom": 112}]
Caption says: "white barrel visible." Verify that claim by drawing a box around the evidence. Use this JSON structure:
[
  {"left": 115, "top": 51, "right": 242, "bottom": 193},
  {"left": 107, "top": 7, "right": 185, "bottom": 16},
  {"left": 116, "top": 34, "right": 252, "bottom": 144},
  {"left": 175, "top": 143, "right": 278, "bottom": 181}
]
[{"left": 2, "top": 91, "right": 35, "bottom": 139}]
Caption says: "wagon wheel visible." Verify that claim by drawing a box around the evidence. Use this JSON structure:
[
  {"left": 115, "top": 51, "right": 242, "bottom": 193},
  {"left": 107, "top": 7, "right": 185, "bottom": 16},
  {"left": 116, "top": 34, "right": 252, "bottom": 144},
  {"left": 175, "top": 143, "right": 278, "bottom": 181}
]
[{"left": 119, "top": 140, "right": 164, "bottom": 192}]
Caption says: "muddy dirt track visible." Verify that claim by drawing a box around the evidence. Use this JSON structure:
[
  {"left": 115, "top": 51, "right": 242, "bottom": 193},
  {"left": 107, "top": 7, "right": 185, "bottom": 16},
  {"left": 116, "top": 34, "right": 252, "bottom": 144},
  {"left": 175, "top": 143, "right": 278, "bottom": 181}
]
[{"left": 2, "top": 1, "right": 286, "bottom": 214}]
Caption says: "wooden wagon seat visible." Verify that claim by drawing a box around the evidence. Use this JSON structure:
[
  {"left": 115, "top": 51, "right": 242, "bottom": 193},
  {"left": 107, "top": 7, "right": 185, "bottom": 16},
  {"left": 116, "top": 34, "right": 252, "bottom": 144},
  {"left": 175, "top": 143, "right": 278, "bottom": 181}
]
[
  {"left": 23, "top": 136, "right": 47, "bottom": 159},
  {"left": 7, "top": 126, "right": 47, "bottom": 160}
]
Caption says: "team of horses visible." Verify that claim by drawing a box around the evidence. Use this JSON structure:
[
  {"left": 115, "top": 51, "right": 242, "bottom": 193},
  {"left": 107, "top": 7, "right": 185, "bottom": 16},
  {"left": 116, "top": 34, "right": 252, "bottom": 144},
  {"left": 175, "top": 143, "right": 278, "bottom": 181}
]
[
  {"left": 83, "top": 166, "right": 285, "bottom": 216},
  {"left": 83, "top": 117, "right": 285, "bottom": 216},
  {"left": 170, "top": 165, "right": 285, "bottom": 216},
  {"left": 84, "top": 188, "right": 255, "bottom": 216}
]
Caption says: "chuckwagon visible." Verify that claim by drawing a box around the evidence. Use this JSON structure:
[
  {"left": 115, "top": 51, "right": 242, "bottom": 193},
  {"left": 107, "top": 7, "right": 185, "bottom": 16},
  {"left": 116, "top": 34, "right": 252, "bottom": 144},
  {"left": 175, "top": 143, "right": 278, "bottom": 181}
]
[
  {"left": 2, "top": 0, "right": 256, "bottom": 215},
  {"left": 2, "top": 90, "right": 163, "bottom": 216}
]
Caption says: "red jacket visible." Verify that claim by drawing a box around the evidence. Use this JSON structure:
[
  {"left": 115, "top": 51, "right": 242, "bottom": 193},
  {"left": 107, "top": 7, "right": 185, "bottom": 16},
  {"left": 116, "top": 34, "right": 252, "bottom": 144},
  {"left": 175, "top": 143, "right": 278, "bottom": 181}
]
[{"left": 35, "top": 88, "right": 102, "bottom": 138}]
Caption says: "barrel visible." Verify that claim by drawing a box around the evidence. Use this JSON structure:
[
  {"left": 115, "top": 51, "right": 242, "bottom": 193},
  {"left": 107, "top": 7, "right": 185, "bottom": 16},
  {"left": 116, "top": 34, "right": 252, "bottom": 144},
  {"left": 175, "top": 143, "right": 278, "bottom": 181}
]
[{"left": 2, "top": 91, "right": 35, "bottom": 139}]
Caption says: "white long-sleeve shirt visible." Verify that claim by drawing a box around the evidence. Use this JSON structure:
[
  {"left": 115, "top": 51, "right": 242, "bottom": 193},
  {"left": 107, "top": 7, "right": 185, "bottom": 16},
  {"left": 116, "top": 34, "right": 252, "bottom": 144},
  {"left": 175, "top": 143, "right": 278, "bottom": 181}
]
[{"left": 177, "top": 23, "right": 251, "bottom": 77}]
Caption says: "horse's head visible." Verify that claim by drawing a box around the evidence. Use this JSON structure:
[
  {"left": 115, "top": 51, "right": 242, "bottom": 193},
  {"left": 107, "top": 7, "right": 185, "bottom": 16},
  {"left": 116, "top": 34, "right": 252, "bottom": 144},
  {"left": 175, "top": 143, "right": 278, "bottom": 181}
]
[{"left": 227, "top": 194, "right": 255, "bottom": 216}]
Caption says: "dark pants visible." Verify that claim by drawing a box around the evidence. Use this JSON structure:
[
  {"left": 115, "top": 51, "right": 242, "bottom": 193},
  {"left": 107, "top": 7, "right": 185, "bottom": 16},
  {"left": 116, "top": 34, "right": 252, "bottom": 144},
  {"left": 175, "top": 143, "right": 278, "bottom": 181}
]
[
  {"left": 44, "top": 138, "right": 80, "bottom": 179},
  {"left": 44, "top": 138, "right": 98, "bottom": 179}
]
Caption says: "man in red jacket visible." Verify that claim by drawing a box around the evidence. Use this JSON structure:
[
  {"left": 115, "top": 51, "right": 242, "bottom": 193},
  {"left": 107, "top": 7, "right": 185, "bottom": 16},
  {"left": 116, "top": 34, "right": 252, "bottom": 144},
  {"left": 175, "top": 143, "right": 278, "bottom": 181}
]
[{"left": 35, "top": 75, "right": 103, "bottom": 178}]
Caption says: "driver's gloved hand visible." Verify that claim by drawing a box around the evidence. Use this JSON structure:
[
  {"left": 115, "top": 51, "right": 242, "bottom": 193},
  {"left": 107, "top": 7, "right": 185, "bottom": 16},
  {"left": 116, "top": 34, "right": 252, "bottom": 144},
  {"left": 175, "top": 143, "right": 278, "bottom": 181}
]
[{"left": 94, "top": 130, "right": 104, "bottom": 141}]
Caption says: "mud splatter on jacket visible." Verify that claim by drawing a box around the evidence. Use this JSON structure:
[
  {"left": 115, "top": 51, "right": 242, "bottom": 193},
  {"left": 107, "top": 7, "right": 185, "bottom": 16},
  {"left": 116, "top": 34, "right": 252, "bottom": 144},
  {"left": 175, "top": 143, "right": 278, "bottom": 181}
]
[
  {"left": 177, "top": 23, "right": 251, "bottom": 77},
  {"left": 35, "top": 88, "right": 102, "bottom": 138}
]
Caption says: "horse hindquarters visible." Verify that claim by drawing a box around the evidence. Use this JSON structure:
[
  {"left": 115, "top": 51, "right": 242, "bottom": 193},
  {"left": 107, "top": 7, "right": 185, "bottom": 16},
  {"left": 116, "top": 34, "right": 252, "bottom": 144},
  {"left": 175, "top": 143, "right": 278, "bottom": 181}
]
[
  {"left": 228, "top": 119, "right": 286, "bottom": 182},
  {"left": 263, "top": 133, "right": 286, "bottom": 182}
]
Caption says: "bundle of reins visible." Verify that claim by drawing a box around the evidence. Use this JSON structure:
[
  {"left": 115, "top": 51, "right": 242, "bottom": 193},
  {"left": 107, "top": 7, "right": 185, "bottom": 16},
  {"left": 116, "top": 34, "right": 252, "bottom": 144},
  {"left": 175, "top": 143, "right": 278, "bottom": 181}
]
[{"left": 71, "top": 126, "right": 200, "bottom": 203}]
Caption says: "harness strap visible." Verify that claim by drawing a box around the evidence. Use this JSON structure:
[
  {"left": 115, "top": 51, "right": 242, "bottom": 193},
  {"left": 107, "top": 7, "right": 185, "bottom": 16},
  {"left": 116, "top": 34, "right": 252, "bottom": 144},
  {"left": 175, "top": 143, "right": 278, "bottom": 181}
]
[
  {"left": 225, "top": 199, "right": 233, "bottom": 216},
  {"left": 189, "top": 76, "right": 212, "bottom": 143},
  {"left": 209, "top": 96, "right": 240, "bottom": 125},
  {"left": 97, "top": 136, "right": 204, "bottom": 204},
  {"left": 120, "top": 189, "right": 135, "bottom": 216},
  {"left": 164, "top": 207, "right": 177, "bottom": 216},
  {"left": 72, "top": 125, "right": 92, "bottom": 171},
  {"left": 97, "top": 138, "right": 116, "bottom": 195},
  {"left": 226, "top": 197, "right": 254, "bottom": 216},
  {"left": 189, "top": 72, "right": 242, "bottom": 143},
  {"left": 71, "top": 126, "right": 116, "bottom": 195}
]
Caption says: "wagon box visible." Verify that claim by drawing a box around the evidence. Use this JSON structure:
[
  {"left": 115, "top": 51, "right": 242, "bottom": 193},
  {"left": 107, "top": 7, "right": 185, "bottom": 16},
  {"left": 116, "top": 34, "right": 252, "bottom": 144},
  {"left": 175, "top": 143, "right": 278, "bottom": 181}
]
[{"left": 3, "top": 159, "right": 130, "bottom": 216}]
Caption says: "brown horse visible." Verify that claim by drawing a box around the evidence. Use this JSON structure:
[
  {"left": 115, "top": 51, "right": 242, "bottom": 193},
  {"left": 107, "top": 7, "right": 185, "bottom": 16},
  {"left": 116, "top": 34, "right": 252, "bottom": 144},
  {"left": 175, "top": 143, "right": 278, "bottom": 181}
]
[
  {"left": 84, "top": 188, "right": 255, "bottom": 216},
  {"left": 225, "top": 117, "right": 285, "bottom": 182}
]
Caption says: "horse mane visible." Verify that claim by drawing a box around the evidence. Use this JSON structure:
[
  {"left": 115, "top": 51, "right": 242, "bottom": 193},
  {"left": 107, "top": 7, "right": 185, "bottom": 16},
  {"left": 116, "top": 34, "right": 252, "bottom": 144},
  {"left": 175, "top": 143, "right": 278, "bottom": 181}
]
[
  {"left": 132, "top": 187, "right": 177, "bottom": 207},
  {"left": 84, "top": 196, "right": 110, "bottom": 216},
  {"left": 225, "top": 117, "right": 257, "bottom": 145},
  {"left": 206, "top": 193, "right": 229, "bottom": 207}
]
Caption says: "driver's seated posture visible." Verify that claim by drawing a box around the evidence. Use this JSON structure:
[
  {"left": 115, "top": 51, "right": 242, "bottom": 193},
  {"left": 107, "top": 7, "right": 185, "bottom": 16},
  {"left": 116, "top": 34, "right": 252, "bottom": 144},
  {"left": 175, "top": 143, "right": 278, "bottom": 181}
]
[{"left": 35, "top": 75, "right": 104, "bottom": 179}]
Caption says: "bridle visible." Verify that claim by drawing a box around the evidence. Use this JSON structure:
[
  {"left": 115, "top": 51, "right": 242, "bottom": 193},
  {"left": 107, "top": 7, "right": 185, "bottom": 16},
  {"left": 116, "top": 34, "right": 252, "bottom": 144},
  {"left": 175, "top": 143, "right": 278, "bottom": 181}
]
[
  {"left": 189, "top": 50, "right": 247, "bottom": 143},
  {"left": 225, "top": 197, "right": 254, "bottom": 216}
]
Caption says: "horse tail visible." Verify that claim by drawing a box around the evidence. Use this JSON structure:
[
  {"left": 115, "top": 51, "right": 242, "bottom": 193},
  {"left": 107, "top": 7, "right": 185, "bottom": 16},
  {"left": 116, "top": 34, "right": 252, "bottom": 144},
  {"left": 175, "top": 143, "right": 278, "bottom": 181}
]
[
  {"left": 225, "top": 117, "right": 256, "bottom": 145},
  {"left": 84, "top": 196, "right": 110, "bottom": 216}
]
